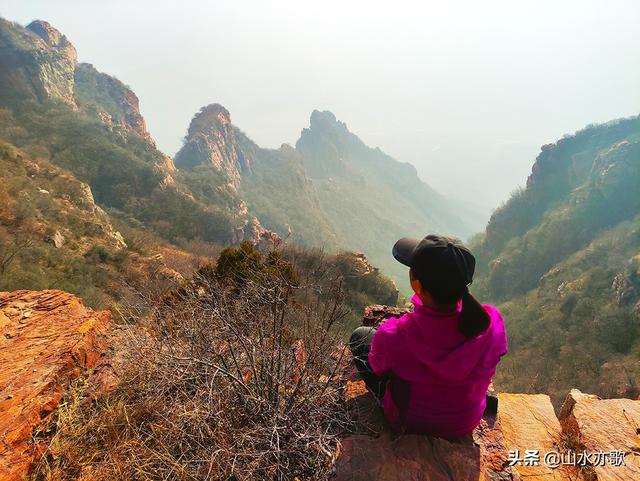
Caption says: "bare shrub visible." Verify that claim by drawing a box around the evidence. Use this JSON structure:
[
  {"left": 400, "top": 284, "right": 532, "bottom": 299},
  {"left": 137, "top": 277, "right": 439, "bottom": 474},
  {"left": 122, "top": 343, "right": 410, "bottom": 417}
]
[{"left": 33, "top": 242, "right": 355, "bottom": 481}]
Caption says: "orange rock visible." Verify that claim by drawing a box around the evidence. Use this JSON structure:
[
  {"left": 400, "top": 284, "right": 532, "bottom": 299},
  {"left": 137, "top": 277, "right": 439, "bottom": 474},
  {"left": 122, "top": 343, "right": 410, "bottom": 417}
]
[
  {"left": 559, "top": 389, "right": 640, "bottom": 480},
  {"left": 344, "top": 379, "right": 369, "bottom": 402},
  {"left": 334, "top": 433, "right": 484, "bottom": 481},
  {"left": 334, "top": 392, "right": 589, "bottom": 480},
  {"left": 494, "top": 393, "right": 577, "bottom": 480},
  {"left": 0, "top": 290, "right": 111, "bottom": 481}
]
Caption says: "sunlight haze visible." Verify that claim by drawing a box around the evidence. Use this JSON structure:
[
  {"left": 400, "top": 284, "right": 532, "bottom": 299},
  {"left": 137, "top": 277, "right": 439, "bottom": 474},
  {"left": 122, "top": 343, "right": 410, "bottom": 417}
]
[{"left": 2, "top": 0, "right": 639, "bottom": 218}]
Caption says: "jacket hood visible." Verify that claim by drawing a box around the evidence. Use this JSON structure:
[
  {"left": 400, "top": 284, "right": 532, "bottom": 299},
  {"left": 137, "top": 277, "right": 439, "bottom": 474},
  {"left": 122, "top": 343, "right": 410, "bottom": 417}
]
[{"left": 398, "top": 295, "right": 506, "bottom": 383}]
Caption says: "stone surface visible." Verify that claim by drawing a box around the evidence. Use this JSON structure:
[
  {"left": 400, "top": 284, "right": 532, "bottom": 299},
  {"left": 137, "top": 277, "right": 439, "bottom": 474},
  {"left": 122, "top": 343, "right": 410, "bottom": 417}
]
[
  {"left": 334, "top": 390, "right": 588, "bottom": 480},
  {"left": 174, "top": 103, "right": 251, "bottom": 188},
  {"left": 495, "top": 393, "right": 580, "bottom": 480},
  {"left": 334, "top": 433, "right": 485, "bottom": 481},
  {"left": 25, "top": 20, "right": 78, "bottom": 106},
  {"left": 362, "top": 304, "right": 410, "bottom": 327},
  {"left": 0, "top": 18, "right": 75, "bottom": 105},
  {"left": 51, "top": 230, "right": 65, "bottom": 248},
  {"left": 559, "top": 389, "right": 640, "bottom": 480},
  {"left": 0, "top": 290, "right": 111, "bottom": 481}
]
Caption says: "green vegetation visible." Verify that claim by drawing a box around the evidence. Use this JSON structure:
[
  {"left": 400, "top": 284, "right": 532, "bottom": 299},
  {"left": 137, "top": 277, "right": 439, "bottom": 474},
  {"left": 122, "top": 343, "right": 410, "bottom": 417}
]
[
  {"left": 471, "top": 117, "right": 640, "bottom": 402},
  {"left": 295, "top": 111, "right": 470, "bottom": 293},
  {"left": 495, "top": 215, "right": 640, "bottom": 402},
  {"left": 0, "top": 100, "right": 242, "bottom": 245},
  {"left": 0, "top": 140, "right": 125, "bottom": 307},
  {"left": 239, "top": 144, "right": 338, "bottom": 248},
  {"left": 32, "top": 240, "right": 397, "bottom": 481}
]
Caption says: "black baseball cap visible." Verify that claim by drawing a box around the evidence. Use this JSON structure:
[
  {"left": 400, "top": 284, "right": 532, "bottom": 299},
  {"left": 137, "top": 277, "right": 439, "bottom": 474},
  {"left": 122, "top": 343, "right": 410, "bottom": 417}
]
[{"left": 392, "top": 234, "right": 475, "bottom": 287}]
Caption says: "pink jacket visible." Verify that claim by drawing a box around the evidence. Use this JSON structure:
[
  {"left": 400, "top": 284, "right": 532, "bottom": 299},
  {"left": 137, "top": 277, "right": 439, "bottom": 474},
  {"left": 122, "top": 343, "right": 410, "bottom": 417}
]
[{"left": 368, "top": 294, "right": 507, "bottom": 439}]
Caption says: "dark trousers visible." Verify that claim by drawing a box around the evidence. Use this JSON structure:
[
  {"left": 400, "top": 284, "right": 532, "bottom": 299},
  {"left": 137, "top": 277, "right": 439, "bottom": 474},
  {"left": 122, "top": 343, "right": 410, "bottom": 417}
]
[{"left": 349, "top": 326, "right": 387, "bottom": 401}]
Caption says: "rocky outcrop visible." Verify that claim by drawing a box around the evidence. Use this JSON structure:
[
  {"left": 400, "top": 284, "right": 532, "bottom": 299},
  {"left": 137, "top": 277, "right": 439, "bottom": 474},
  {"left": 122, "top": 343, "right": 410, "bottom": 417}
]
[
  {"left": 73, "top": 62, "right": 155, "bottom": 143},
  {"left": 72, "top": 62, "right": 179, "bottom": 186},
  {"left": 24, "top": 20, "right": 77, "bottom": 106},
  {"left": 0, "top": 290, "right": 111, "bottom": 481},
  {"left": 336, "top": 383, "right": 640, "bottom": 480},
  {"left": 296, "top": 110, "right": 350, "bottom": 178},
  {"left": 0, "top": 18, "right": 77, "bottom": 106},
  {"left": 5, "top": 150, "right": 127, "bottom": 251},
  {"left": 559, "top": 389, "right": 640, "bottom": 480},
  {"left": 362, "top": 304, "right": 410, "bottom": 327},
  {"left": 174, "top": 104, "right": 254, "bottom": 188},
  {"left": 334, "top": 305, "right": 639, "bottom": 481}
]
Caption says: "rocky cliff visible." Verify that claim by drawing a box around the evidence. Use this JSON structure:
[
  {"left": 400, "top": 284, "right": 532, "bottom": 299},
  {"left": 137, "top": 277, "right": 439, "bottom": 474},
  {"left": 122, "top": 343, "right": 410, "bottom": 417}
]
[
  {"left": 2, "top": 293, "right": 639, "bottom": 481},
  {"left": 175, "top": 103, "right": 337, "bottom": 246},
  {"left": 0, "top": 19, "right": 77, "bottom": 107},
  {"left": 174, "top": 104, "right": 474, "bottom": 288},
  {"left": 175, "top": 104, "right": 252, "bottom": 188},
  {"left": 74, "top": 62, "right": 157, "bottom": 145},
  {"left": 0, "top": 290, "right": 112, "bottom": 481}
]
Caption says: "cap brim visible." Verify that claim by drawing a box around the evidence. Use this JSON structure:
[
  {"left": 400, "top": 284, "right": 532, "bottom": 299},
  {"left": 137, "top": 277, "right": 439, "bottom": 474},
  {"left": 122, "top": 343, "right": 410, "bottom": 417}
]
[{"left": 392, "top": 237, "right": 420, "bottom": 267}]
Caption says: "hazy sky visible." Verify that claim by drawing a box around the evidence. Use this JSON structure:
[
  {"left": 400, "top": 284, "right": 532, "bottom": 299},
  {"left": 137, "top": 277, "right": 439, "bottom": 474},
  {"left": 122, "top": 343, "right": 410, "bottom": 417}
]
[{"left": 3, "top": 0, "right": 639, "bottom": 217}]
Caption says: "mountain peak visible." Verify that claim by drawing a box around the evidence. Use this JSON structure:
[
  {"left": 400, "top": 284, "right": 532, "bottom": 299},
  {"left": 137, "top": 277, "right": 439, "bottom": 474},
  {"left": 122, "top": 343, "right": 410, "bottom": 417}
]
[
  {"left": 309, "top": 109, "right": 347, "bottom": 133},
  {"left": 26, "top": 20, "right": 73, "bottom": 50},
  {"left": 175, "top": 103, "right": 252, "bottom": 184},
  {"left": 187, "top": 103, "right": 232, "bottom": 138}
]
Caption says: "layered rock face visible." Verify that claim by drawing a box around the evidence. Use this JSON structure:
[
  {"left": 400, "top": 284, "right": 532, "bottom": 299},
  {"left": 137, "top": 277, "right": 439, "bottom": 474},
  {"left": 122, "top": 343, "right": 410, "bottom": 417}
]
[
  {"left": 0, "top": 19, "right": 77, "bottom": 106},
  {"left": 174, "top": 104, "right": 253, "bottom": 188},
  {"left": 0, "top": 290, "right": 111, "bottom": 481},
  {"left": 74, "top": 62, "right": 156, "bottom": 144}
]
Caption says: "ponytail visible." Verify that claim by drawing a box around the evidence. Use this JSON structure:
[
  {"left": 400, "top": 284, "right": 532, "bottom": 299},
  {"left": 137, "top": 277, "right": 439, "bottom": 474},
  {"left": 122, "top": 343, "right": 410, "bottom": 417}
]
[{"left": 458, "top": 287, "right": 490, "bottom": 338}]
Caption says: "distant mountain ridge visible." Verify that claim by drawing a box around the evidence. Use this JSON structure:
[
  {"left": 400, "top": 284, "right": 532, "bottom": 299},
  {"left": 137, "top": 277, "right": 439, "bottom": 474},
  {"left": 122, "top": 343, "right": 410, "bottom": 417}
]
[
  {"left": 0, "top": 17, "right": 469, "bottom": 289},
  {"left": 174, "top": 105, "right": 471, "bottom": 286}
]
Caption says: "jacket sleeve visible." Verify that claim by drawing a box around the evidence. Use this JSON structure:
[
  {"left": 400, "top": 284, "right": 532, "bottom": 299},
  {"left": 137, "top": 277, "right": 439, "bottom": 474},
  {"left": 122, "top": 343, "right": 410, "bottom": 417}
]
[
  {"left": 368, "top": 318, "right": 398, "bottom": 375},
  {"left": 485, "top": 304, "right": 508, "bottom": 357}
]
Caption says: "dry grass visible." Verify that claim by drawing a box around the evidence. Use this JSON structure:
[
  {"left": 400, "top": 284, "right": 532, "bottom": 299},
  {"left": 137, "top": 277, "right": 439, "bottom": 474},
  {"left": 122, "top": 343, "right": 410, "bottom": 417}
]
[{"left": 32, "top": 244, "right": 356, "bottom": 481}]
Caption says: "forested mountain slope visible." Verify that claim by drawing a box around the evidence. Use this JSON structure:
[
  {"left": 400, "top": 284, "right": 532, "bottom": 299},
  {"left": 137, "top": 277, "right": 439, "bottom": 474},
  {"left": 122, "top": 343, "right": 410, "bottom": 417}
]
[
  {"left": 471, "top": 117, "right": 640, "bottom": 401},
  {"left": 0, "top": 18, "right": 265, "bottom": 247},
  {"left": 174, "top": 104, "right": 338, "bottom": 248},
  {"left": 175, "top": 106, "right": 471, "bottom": 288},
  {"left": 295, "top": 110, "right": 471, "bottom": 285},
  {"left": 0, "top": 17, "right": 467, "bottom": 292}
]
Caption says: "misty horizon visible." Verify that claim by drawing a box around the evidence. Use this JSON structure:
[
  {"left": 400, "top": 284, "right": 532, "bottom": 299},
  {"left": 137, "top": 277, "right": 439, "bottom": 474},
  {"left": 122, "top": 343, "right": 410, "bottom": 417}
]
[{"left": 2, "top": 0, "right": 639, "bottom": 219}]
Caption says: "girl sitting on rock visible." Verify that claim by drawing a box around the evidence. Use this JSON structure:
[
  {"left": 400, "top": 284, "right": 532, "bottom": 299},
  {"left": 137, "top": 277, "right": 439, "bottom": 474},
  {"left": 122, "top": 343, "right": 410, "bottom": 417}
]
[{"left": 349, "top": 234, "right": 508, "bottom": 439}]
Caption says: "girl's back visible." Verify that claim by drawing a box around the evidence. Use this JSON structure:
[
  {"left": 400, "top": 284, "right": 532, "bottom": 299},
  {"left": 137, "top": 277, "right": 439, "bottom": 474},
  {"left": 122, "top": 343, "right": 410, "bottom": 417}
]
[{"left": 368, "top": 294, "right": 507, "bottom": 438}]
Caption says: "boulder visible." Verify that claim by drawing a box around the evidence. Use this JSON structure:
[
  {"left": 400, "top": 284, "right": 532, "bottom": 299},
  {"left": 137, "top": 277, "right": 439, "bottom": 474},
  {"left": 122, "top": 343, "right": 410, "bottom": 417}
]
[
  {"left": 559, "top": 389, "right": 640, "bottom": 480},
  {"left": 334, "top": 433, "right": 484, "bottom": 481},
  {"left": 51, "top": 230, "right": 65, "bottom": 248},
  {"left": 493, "top": 393, "right": 580, "bottom": 480},
  {"left": 362, "top": 304, "right": 410, "bottom": 327}
]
